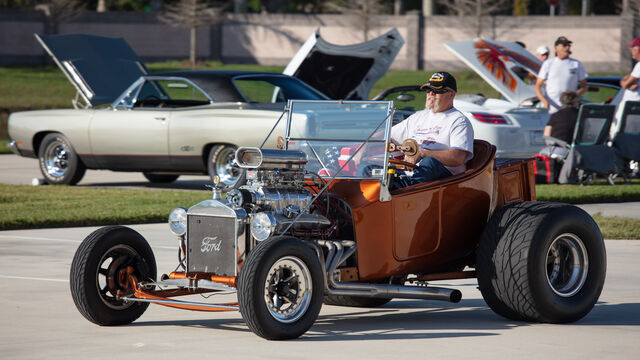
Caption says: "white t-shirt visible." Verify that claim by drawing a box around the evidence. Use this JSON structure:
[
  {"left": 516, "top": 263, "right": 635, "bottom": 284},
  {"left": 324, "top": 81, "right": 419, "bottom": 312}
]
[
  {"left": 538, "top": 57, "right": 588, "bottom": 113},
  {"left": 613, "top": 62, "right": 640, "bottom": 137},
  {"left": 621, "top": 62, "right": 640, "bottom": 103},
  {"left": 390, "top": 108, "right": 474, "bottom": 175}
]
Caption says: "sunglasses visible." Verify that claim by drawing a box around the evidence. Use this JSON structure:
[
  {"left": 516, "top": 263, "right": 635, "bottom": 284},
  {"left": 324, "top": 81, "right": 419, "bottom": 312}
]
[{"left": 425, "top": 88, "right": 451, "bottom": 95}]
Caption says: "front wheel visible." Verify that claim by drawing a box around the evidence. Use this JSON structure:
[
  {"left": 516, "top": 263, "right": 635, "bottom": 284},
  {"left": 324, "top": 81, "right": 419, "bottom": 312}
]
[
  {"left": 238, "top": 237, "right": 324, "bottom": 340},
  {"left": 70, "top": 226, "right": 157, "bottom": 326},
  {"left": 477, "top": 202, "right": 606, "bottom": 323},
  {"left": 38, "top": 133, "right": 86, "bottom": 185}
]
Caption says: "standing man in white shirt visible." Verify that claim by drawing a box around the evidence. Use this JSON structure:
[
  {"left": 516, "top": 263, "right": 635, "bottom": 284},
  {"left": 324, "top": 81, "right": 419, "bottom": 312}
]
[
  {"left": 390, "top": 72, "right": 474, "bottom": 188},
  {"left": 535, "top": 36, "right": 588, "bottom": 114},
  {"left": 614, "top": 37, "right": 640, "bottom": 134}
]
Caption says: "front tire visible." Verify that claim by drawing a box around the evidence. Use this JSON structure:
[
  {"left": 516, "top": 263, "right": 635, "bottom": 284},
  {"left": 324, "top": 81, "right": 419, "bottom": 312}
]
[
  {"left": 477, "top": 202, "right": 606, "bottom": 323},
  {"left": 238, "top": 237, "right": 324, "bottom": 340},
  {"left": 207, "top": 144, "right": 244, "bottom": 189},
  {"left": 70, "top": 226, "right": 157, "bottom": 326},
  {"left": 38, "top": 133, "right": 86, "bottom": 185}
]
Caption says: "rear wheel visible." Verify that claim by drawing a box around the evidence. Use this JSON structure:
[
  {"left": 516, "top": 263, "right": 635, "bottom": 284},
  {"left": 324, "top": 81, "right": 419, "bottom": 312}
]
[
  {"left": 143, "top": 173, "right": 180, "bottom": 183},
  {"left": 38, "top": 133, "right": 86, "bottom": 185},
  {"left": 238, "top": 236, "right": 323, "bottom": 340},
  {"left": 207, "top": 144, "right": 244, "bottom": 189},
  {"left": 70, "top": 226, "right": 156, "bottom": 326},
  {"left": 476, "top": 202, "right": 606, "bottom": 323}
]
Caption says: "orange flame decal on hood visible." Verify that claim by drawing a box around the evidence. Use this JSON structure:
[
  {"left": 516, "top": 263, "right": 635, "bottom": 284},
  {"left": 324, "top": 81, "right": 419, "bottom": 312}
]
[{"left": 474, "top": 40, "right": 518, "bottom": 91}]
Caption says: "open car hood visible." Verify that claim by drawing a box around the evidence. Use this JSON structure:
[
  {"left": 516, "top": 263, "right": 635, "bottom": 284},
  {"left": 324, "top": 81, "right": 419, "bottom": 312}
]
[
  {"left": 36, "top": 33, "right": 148, "bottom": 107},
  {"left": 283, "top": 28, "right": 404, "bottom": 100},
  {"left": 445, "top": 39, "right": 541, "bottom": 105}
]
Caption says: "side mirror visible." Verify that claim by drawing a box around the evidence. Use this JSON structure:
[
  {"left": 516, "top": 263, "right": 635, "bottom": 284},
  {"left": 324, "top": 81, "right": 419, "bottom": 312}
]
[{"left": 396, "top": 94, "right": 414, "bottom": 102}]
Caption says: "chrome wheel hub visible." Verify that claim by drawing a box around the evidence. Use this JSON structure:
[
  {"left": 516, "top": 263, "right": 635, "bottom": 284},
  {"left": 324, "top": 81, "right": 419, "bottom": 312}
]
[
  {"left": 43, "top": 141, "right": 69, "bottom": 178},
  {"left": 263, "top": 256, "right": 312, "bottom": 323},
  {"left": 215, "top": 147, "right": 241, "bottom": 185},
  {"left": 546, "top": 233, "right": 589, "bottom": 297}
]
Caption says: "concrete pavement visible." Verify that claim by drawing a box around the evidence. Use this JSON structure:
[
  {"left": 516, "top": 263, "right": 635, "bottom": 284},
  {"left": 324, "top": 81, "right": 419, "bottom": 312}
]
[{"left": 0, "top": 224, "right": 638, "bottom": 359}]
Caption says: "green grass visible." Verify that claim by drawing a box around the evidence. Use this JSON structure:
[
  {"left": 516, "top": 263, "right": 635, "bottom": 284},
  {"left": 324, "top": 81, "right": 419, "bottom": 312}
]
[
  {"left": 0, "top": 184, "right": 209, "bottom": 230},
  {"left": 536, "top": 181, "right": 640, "bottom": 204},
  {"left": 0, "top": 183, "right": 638, "bottom": 239},
  {"left": 0, "top": 141, "right": 9, "bottom": 154}
]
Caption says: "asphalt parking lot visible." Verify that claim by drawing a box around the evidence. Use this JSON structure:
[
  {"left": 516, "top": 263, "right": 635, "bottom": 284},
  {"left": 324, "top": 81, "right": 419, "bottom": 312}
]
[{"left": 0, "top": 224, "right": 639, "bottom": 359}]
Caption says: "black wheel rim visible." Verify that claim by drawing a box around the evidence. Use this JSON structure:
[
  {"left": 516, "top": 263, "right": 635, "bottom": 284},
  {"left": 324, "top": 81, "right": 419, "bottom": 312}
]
[
  {"left": 95, "top": 244, "right": 140, "bottom": 310},
  {"left": 263, "top": 256, "right": 312, "bottom": 323}
]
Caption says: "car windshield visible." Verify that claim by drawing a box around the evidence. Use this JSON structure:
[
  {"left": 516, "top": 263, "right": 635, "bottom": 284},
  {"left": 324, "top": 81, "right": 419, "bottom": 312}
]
[
  {"left": 284, "top": 100, "right": 393, "bottom": 180},
  {"left": 233, "top": 75, "right": 329, "bottom": 103}
]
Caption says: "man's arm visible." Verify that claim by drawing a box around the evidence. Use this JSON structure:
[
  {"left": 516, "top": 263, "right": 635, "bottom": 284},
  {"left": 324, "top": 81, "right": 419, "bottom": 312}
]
[
  {"left": 576, "top": 79, "right": 587, "bottom": 95},
  {"left": 405, "top": 148, "right": 469, "bottom": 167},
  {"left": 543, "top": 125, "right": 552, "bottom": 137},
  {"left": 620, "top": 74, "right": 639, "bottom": 89},
  {"left": 535, "top": 77, "right": 549, "bottom": 108}
]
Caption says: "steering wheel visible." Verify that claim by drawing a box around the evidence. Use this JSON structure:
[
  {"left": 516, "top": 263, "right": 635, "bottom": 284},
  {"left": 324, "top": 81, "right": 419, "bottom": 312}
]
[{"left": 388, "top": 158, "right": 418, "bottom": 171}]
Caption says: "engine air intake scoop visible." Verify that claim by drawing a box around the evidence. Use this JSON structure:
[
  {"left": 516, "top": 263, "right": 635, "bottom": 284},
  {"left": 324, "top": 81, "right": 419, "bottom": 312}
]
[{"left": 235, "top": 147, "right": 308, "bottom": 170}]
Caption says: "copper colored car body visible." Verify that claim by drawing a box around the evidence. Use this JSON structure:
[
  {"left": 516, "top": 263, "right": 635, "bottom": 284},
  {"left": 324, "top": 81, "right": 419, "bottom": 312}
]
[{"left": 69, "top": 100, "right": 605, "bottom": 340}]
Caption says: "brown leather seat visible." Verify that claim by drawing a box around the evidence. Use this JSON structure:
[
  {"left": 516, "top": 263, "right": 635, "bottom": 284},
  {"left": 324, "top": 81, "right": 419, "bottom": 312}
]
[{"left": 391, "top": 139, "right": 495, "bottom": 192}]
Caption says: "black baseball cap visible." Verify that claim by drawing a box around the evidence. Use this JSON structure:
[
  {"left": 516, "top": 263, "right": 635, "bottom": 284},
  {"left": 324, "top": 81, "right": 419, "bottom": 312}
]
[
  {"left": 555, "top": 36, "right": 572, "bottom": 46},
  {"left": 420, "top": 71, "right": 457, "bottom": 93}
]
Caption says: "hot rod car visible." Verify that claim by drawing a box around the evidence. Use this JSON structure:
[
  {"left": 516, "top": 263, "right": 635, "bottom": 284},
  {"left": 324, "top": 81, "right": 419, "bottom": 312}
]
[{"left": 70, "top": 100, "right": 606, "bottom": 340}]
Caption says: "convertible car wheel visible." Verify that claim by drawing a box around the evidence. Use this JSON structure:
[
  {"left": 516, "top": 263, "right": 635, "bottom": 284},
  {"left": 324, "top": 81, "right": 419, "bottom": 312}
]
[
  {"left": 477, "top": 202, "right": 606, "bottom": 323},
  {"left": 70, "top": 226, "right": 157, "bottom": 326},
  {"left": 238, "top": 236, "right": 324, "bottom": 340},
  {"left": 38, "top": 133, "right": 86, "bottom": 185},
  {"left": 143, "top": 173, "right": 180, "bottom": 183},
  {"left": 207, "top": 145, "right": 245, "bottom": 189}
]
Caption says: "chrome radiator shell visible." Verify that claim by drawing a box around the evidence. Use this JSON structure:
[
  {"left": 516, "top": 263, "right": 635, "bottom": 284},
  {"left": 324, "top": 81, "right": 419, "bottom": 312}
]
[{"left": 186, "top": 199, "right": 247, "bottom": 276}]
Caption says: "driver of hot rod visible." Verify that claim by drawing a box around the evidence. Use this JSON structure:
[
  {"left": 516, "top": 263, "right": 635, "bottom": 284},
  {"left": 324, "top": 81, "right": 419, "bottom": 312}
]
[{"left": 390, "top": 72, "right": 474, "bottom": 188}]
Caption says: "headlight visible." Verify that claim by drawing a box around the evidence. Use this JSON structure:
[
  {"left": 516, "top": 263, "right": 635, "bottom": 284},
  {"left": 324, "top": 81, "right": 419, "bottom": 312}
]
[
  {"left": 250, "top": 212, "right": 275, "bottom": 241},
  {"left": 168, "top": 207, "right": 187, "bottom": 236}
]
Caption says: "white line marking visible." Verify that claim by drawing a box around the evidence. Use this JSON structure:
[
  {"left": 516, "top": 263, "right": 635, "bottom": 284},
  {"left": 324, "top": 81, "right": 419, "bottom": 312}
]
[
  {"left": 0, "top": 235, "right": 175, "bottom": 250},
  {"left": 0, "top": 235, "right": 80, "bottom": 243},
  {"left": 0, "top": 275, "right": 69, "bottom": 283}
]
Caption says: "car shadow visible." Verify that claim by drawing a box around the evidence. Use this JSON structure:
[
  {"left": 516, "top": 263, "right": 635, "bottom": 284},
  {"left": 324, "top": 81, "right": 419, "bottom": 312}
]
[
  {"left": 78, "top": 179, "right": 211, "bottom": 191},
  {"left": 128, "top": 298, "right": 640, "bottom": 340}
]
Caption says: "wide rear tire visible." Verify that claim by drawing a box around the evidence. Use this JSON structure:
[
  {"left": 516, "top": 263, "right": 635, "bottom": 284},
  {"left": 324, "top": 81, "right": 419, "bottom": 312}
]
[
  {"left": 477, "top": 202, "right": 606, "bottom": 323},
  {"left": 70, "top": 226, "right": 156, "bottom": 326},
  {"left": 238, "top": 236, "right": 324, "bottom": 340}
]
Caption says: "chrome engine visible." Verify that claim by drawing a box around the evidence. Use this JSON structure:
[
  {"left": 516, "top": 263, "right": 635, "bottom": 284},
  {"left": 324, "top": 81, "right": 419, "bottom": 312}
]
[{"left": 181, "top": 147, "right": 332, "bottom": 275}]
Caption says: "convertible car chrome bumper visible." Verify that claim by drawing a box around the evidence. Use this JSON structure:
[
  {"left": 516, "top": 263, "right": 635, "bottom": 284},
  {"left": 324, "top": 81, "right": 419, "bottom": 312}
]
[{"left": 7, "top": 140, "right": 20, "bottom": 156}]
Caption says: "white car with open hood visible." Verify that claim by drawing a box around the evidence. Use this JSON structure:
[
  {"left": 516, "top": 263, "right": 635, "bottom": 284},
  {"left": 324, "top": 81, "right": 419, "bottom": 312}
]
[
  {"left": 376, "top": 39, "right": 622, "bottom": 158},
  {"left": 7, "top": 30, "right": 403, "bottom": 186}
]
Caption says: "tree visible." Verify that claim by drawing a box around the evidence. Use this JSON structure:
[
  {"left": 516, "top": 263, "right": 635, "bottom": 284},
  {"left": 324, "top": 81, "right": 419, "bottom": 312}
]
[
  {"left": 35, "top": 0, "right": 85, "bottom": 34},
  {"left": 324, "top": 0, "right": 390, "bottom": 41},
  {"left": 438, "top": 0, "right": 511, "bottom": 37},
  {"left": 158, "top": 0, "right": 228, "bottom": 68}
]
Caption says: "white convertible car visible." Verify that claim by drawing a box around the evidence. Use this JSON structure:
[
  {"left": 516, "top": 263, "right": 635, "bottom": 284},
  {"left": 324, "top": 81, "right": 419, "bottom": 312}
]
[{"left": 8, "top": 31, "right": 403, "bottom": 186}]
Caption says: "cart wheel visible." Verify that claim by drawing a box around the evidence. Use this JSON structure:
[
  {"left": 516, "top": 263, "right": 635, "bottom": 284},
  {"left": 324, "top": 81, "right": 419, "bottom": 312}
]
[
  {"left": 70, "top": 226, "right": 156, "bottom": 326},
  {"left": 38, "top": 133, "right": 86, "bottom": 185},
  {"left": 477, "top": 202, "right": 606, "bottom": 323},
  {"left": 238, "top": 236, "right": 324, "bottom": 340}
]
